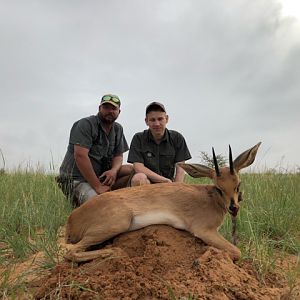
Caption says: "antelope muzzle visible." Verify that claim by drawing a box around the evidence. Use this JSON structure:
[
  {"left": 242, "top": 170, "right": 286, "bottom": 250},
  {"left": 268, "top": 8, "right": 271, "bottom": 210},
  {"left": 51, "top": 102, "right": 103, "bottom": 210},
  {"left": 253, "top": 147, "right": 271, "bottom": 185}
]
[{"left": 229, "top": 199, "right": 239, "bottom": 217}]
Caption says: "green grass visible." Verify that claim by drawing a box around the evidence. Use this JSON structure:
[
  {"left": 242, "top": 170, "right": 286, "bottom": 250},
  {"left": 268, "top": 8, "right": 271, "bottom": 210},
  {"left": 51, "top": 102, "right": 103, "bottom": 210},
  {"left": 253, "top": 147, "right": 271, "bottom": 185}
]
[
  {"left": 0, "top": 170, "right": 300, "bottom": 297},
  {"left": 0, "top": 171, "right": 71, "bottom": 265},
  {"left": 186, "top": 172, "right": 300, "bottom": 279}
]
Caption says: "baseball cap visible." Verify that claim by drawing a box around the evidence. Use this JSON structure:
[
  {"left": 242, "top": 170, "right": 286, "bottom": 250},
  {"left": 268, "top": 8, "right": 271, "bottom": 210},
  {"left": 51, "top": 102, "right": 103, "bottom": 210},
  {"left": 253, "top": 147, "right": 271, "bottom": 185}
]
[
  {"left": 100, "top": 94, "right": 121, "bottom": 108},
  {"left": 145, "top": 102, "right": 166, "bottom": 115}
]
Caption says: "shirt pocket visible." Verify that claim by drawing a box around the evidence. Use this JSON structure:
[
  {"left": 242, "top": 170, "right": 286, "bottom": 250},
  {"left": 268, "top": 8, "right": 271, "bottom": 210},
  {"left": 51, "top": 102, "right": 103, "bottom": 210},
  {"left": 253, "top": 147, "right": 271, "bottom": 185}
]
[
  {"left": 142, "top": 150, "right": 157, "bottom": 171},
  {"left": 91, "top": 132, "right": 110, "bottom": 157},
  {"left": 89, "top": 144, "right": 108, "bottom": 160},
  {"left": 160, "top": 154, "right": 175, "bottom": 168},
  {"left": 159, "top": 150, "right": 176, "bottom": 178}
]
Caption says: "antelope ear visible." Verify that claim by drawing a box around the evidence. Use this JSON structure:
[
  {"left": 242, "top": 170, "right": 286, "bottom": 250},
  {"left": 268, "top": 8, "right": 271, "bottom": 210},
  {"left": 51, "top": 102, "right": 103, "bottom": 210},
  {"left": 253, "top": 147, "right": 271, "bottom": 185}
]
[
  {"left": 177, "top": 163, "right": 214, "bottom": 179},
  {"left": 233, "top": 142, "right": 261, "bottom": 172}
]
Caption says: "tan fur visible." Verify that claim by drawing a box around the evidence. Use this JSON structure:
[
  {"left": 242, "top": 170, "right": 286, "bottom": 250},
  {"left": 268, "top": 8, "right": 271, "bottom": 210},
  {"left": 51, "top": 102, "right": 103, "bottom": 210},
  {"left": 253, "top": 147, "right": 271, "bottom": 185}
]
[{"left": 65, "top": 142, "right": 261, "bottom": 262}]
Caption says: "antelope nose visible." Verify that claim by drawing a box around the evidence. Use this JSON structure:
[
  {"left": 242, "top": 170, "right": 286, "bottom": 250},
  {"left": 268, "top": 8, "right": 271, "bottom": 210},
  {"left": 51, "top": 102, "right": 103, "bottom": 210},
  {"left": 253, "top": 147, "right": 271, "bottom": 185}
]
[{"left": 229, "top": 199, "right": 239, "bottom": 216}]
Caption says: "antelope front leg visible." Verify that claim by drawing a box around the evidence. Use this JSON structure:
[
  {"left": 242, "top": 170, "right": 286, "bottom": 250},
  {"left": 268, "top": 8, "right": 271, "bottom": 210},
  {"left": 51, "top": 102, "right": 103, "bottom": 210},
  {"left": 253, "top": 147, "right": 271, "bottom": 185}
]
[
  {"left": 195, "top": 230, "right": 241, "bottom": 261},
  {"left": 64, "top": 240, "right": 92, "bottom": 262},
  {"left": 65, "top": 246, "right": 127, "bottom": 263}
]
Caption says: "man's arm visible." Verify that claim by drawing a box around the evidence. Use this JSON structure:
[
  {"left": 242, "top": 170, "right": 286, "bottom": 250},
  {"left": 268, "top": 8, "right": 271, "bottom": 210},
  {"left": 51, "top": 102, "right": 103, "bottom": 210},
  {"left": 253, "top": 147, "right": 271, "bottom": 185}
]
[
  {"left": 128, "top": 133, "right": 171, "bottom": 183},
  {"left": 74, "top": 145, "right": 109, "bottom": 194},
  {"left": 174, "top": 161, "right": 186, "bottom": 182},
  {"left": 133, "top": 162, "right": 172, "bottom": 183},
  {"left": 100, "top": 154, "right": 123, "bottom": 186}
]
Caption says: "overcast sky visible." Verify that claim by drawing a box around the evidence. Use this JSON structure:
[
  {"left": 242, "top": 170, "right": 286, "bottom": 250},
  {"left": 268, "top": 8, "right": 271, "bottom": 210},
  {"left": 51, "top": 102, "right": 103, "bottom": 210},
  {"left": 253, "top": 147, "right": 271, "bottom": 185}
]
[{"left": 1, "top": 0, "right": 299, "bottom": 172}]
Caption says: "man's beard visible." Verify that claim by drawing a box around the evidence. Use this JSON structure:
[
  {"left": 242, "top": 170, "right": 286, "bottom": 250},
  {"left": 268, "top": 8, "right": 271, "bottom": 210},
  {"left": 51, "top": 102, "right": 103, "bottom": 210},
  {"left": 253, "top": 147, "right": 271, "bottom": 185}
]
[{"left": 99, "top": 112, "right": 118, "bottom": 124}]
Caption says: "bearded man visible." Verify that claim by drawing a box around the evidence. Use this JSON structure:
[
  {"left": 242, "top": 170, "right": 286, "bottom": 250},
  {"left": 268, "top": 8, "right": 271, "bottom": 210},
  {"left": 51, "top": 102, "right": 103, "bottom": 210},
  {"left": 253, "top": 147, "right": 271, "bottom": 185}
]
[{"left": 58, "top": 94, "right": 133, "bottom": 207}]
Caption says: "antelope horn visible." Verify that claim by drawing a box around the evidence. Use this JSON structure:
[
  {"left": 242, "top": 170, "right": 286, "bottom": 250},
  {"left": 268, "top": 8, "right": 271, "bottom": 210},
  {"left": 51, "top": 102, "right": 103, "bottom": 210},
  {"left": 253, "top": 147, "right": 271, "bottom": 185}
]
[
  {"left": 229, "top": 145, "right": 234, "bottom": 175},
  {"left": 212, "top": 147, "right": 220, "bottom": 177}
]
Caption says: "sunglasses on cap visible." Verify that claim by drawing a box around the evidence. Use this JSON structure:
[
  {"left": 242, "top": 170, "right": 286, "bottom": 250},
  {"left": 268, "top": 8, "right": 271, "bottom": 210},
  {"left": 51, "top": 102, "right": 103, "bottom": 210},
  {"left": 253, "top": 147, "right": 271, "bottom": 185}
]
[{"left": 101, "top": 95, "right": 120, "bottom": 104}]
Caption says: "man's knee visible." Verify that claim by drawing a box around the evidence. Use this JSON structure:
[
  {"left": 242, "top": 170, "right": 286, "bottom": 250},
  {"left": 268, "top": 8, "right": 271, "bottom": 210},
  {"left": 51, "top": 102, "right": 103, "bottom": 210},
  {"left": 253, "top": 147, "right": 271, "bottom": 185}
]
[
  {"left": 131, "top": 173, "right": 150, "bottom": 186},
  {"left": 119, "top": 164, "right": 134, "bottom": 176},
  {"left": 74, "top": 182, "right": 97, "bottom": 205},
  {"left": 112, "top": 165, "right": 134, "bottom": 190}
]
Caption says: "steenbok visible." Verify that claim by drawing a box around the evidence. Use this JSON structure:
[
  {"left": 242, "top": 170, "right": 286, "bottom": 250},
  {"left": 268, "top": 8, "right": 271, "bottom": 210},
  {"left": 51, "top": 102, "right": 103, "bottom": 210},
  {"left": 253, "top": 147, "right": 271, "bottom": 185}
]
[{"left": 65, "top": 142, "right": 261, "bottom": 262}]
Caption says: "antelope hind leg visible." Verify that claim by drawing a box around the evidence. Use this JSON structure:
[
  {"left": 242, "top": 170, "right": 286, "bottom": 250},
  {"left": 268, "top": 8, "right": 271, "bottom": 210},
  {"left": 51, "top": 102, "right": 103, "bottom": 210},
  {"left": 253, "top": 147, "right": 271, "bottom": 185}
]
[
  {"left": 196, "top": 230, "right": 241, "bottom": 261},
  {"left": 64, "top": 213, "right": 133, "bottom": 262}
]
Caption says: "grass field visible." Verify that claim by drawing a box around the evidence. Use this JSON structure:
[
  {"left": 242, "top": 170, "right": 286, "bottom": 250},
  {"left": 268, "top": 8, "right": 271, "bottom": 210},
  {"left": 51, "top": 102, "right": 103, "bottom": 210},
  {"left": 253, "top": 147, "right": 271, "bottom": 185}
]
[{"left": 1, "top": 170, "right": 300, "bottom": 297}]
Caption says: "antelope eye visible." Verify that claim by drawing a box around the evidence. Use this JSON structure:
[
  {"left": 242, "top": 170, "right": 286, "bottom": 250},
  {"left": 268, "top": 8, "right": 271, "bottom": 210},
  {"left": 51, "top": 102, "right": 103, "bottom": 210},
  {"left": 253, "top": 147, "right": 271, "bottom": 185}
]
[
  {"left": 216, "top": 187, "right": 223, "bottom": 196},
  {"left": 236, "top": 182, "right": 241, "bottom": 192}
]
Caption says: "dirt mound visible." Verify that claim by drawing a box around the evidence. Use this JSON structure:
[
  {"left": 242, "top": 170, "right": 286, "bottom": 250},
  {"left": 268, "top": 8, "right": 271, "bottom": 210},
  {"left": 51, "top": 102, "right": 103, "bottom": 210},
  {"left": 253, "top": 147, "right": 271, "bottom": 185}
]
[{"left": 32, "top": 225, "right": 294, "bottom": 299}]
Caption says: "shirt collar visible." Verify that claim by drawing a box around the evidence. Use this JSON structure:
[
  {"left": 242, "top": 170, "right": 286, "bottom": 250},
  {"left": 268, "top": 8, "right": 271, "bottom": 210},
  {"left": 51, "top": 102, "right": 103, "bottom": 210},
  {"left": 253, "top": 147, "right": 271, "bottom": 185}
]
[{"left": 147, "top": 128, "right": 169, "bottom": 143}]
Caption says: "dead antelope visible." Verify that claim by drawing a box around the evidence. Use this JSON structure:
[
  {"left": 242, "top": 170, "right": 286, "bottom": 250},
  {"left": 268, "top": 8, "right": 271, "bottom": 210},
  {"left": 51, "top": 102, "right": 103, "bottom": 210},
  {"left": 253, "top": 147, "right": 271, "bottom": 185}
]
[{"left": 65, "top": 142, "right": 261, "bottom": 262}]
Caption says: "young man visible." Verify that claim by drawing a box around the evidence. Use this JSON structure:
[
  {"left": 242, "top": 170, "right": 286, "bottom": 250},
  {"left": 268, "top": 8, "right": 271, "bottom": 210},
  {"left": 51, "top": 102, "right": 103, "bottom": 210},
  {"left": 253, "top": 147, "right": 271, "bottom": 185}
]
[
  {"left": 128, "top": 101, "right": 191, "bottom": 186},
  {"left": 58, "top": 94, "right": 133, "bottom": 206}
]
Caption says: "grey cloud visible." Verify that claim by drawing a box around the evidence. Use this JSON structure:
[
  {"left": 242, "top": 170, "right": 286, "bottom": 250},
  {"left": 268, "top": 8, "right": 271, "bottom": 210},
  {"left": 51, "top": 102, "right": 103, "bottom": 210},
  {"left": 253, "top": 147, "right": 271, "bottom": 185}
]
[{"left": 0, "top": 0, "right": 299, "bottom": 170}]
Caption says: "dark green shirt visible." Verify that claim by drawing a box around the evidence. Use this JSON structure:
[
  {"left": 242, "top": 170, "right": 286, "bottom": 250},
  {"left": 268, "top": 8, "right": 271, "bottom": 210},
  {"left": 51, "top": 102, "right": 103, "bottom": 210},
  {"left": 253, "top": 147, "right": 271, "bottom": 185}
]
[
  {"left": 59, "top": 114, "right": 129, "bottom": 180},
  {"left": 127, "top": 129, "right": 191, "bottom": 180}
]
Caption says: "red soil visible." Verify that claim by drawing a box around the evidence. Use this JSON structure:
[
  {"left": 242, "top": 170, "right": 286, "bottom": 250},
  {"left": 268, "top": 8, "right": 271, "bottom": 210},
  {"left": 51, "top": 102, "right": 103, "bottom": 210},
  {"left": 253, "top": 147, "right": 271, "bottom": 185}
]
[{"left": 30, "top": 225, "right": 300, "bottom": 300}]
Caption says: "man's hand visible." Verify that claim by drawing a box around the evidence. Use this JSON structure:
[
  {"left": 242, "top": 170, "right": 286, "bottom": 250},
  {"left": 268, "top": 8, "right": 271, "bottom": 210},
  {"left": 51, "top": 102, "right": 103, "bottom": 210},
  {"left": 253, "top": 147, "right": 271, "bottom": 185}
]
[
  {"left": 95, "top": 184, "right": 111, "bottom": 195},
  {"left": 99, "top": 169, "right": 118, "bottom": 186},
  {"left": 153, "top": 176, "right": 172, "bottom": 183},
  {"left": 164, "top": 178, "right": 172, "bottom": 183},
  {"left": 133, "top": 162, "right": 173, "bottom": 184}
]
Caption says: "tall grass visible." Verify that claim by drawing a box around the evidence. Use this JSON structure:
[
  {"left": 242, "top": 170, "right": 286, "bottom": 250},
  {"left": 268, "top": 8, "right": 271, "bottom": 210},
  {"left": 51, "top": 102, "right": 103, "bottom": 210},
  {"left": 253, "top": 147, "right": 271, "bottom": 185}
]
[
  {"left": 240, "top": 173, "right": 300, "bottom": 250},
  {"left": 0, "top": 170, "right": 300, "bottom": 284},
  {"left": 0, "top": 171, "right": 71, "bottom": 265},
  {"left": 186, "top": 172, "right": 300, "bottom": 278}
]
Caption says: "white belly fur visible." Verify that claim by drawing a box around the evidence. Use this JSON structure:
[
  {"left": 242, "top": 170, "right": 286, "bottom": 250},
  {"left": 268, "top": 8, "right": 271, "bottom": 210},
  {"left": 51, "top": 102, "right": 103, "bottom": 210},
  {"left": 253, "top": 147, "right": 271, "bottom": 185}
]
[{"left": 129, "top": 211, "right": 186, "bottom": 231}]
